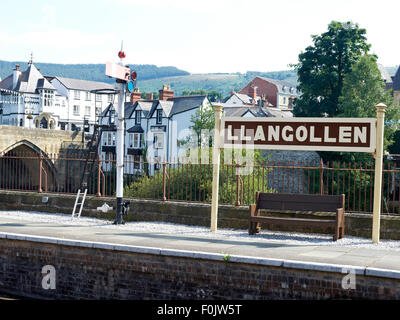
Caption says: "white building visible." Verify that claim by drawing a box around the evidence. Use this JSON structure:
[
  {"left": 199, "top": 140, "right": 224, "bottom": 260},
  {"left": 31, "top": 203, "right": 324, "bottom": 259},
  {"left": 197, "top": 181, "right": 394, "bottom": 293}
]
[
  {"left": 99, "top": 85, "right": 212, "bottom": 175},
  {"left": 0, "top": 61, "right": 117, "bottom": 132}
]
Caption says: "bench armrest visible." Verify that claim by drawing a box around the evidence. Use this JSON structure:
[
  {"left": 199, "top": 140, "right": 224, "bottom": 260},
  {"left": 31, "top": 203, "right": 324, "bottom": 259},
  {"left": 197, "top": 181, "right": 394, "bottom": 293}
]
[{"left": 249, "top": 204, "right": 257, "bottom": 217}]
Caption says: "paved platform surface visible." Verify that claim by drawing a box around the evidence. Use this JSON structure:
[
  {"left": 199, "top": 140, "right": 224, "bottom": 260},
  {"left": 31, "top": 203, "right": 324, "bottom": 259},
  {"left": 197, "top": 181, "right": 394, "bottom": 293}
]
[{"left": 1, "top": 214, "right": 400, "bottom": 274}]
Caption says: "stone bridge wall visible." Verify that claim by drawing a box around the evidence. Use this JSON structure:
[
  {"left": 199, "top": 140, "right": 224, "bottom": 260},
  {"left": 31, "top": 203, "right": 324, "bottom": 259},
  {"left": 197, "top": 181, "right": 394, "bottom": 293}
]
[{"left": 0, "top": 125, "right": 83, "bottom": 155}]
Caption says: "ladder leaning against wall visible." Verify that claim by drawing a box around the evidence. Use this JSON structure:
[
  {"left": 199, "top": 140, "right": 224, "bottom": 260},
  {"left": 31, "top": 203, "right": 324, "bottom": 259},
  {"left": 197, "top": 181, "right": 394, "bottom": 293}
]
[{"left": 72, "top": 189, "right": 87, "bottom": 218}]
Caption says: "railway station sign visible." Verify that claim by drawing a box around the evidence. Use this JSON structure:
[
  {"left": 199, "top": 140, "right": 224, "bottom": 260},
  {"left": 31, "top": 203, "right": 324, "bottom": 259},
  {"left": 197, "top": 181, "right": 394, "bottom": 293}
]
[{"left": 221, "top": 117, "right": 376, "bottom": 153}]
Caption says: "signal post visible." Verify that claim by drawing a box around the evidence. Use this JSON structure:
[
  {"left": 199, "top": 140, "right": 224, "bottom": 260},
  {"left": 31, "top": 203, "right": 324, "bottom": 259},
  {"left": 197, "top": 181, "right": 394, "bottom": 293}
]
[{"left": 105, "top": 47, "right": 137, "bottom": 225}]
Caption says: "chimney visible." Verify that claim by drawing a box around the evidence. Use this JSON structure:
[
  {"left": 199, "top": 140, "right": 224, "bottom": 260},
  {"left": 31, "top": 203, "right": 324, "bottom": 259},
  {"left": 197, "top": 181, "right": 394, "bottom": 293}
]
[
  {"left": 130, "top": 88, "right": 142, "bottom": 103},
  {"left": 13, "top": 65, "right": 21, "bottom": 90},
  {"left": 249, "top": 86, "right": 257, "bottom": 100},
  {"left": 159, "top": 85, "right": 174, "bottom": 100},
  {"left": 146, "top": 93, "right": 154, "bottom": 100},
  {"left": 230, "top": 90, "right": 236, "bottom": 96}
]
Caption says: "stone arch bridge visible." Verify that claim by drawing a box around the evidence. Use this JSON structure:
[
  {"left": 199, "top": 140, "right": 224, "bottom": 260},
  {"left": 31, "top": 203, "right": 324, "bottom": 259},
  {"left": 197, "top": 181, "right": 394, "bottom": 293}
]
[{"left": 0, "top": 125, "right": 86, "bottom": 194}]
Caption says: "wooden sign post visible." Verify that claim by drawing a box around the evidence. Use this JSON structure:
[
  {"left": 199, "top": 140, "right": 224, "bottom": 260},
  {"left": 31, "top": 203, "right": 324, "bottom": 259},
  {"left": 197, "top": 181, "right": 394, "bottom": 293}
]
[
  {"left": 210, "top": 104, "right": 386, "bottom": 243},
  {"left": 372, "top": 103, "right": 386, "bottom": 243}
]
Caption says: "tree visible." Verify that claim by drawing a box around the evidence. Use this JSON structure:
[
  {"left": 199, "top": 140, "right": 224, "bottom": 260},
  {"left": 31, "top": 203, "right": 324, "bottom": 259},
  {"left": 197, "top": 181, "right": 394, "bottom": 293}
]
[
  {"left": 293, "top": 21, "right": 371, "bottom": 117},
  {"left": 182, "top": 89, "right": 223, "bottom": 102},
  {"left": 337, "top": 54, "right": 399, "bottom": 159}
]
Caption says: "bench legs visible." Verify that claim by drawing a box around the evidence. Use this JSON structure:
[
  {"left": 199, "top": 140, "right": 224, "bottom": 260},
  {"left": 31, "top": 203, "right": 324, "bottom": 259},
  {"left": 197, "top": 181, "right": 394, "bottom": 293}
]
[
  {"left": 249, "top": 204, "right": 260, "bottom": 235},
  {"left": 333, "top": 208, "right": 345, "bottom": 241}
]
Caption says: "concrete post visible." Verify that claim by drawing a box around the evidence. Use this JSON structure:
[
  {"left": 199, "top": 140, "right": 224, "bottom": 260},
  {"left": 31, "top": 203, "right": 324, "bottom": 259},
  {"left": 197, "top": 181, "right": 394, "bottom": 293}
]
[
  {"left": 210, "top": 104, "right": 223, "bottom": 232},
  {"left": 372, "top": 103, "right": 386, "bottom": 243}
]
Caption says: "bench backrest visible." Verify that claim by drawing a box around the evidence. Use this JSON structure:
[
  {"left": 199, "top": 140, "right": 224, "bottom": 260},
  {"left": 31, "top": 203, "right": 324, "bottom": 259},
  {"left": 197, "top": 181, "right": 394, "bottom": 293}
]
[{"left": 255, "top": 192, "right": 345, "bottom": 212}]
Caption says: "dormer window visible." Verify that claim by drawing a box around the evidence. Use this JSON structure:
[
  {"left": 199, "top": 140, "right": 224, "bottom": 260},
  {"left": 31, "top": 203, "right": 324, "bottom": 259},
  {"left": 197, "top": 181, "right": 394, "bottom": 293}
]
[
  {"left": 282, "top": 86, "right": 286, "bottom": 92},
  {"left": 135, "top": 110, "right": 141, "bottom": 125},
  {"left": 156, "top": 109, "right": 162, "bottom": 124}
]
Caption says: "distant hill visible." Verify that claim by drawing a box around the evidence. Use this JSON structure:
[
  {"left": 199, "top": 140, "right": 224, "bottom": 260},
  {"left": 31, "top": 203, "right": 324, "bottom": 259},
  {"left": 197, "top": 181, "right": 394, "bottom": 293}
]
[
  {"left": 139, "top": 70, "right": 298, "bottom": 96},
  {"left": 0, "top": 60, "right": 190, "bottom": 83},
  {"left": 1, "top": 59, "right": 396, "bottom": 97}
]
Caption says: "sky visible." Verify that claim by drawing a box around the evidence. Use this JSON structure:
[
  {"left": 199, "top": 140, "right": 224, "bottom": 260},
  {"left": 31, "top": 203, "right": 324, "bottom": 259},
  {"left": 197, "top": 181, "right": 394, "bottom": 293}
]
[{"left": 0, "top": 0, "right": 399, "bottom": 74}]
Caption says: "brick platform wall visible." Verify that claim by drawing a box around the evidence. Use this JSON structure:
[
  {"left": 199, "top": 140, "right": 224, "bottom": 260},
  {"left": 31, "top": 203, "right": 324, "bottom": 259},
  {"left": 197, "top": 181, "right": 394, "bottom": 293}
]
[
  {"left": 1, "top": 191, "right": 400, "bottom": 240},
  {"left": 1, "top": 237, "right": 399, "bottom": 300}
]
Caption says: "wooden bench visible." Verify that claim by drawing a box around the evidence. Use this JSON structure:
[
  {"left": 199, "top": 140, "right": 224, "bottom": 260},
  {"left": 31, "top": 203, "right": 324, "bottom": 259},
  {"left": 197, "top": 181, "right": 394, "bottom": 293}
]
[{"left": 249, "top": 192, "right": 345, "bottom": 241}]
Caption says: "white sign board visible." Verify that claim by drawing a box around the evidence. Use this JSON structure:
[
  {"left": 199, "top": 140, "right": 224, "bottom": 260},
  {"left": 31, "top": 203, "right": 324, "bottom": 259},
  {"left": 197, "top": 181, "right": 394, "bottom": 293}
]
[{"left": 105, "top": 61, "right": 130, "bottom": 81}]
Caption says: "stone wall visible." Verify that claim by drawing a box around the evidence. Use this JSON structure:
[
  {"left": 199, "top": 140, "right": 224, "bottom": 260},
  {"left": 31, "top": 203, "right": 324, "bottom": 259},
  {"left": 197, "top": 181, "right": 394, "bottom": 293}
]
[
  {"left": 262, "top": 150, "right": 321, "bottom": 194},
  {"left": 0, "top": 236, "right": 399, "bottom": 300},
  {"left": 0, "top": 125, "right": 83, "bottom": 155},
  {"left": 1, "top": 190, "right": 400, "bottom": 239}
]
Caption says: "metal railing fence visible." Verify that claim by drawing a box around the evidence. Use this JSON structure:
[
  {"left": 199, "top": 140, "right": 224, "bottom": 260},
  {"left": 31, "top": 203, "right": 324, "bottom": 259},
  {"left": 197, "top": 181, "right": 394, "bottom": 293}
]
[{"left": 1, "top": 150, "right": 400, "bottom": 215}]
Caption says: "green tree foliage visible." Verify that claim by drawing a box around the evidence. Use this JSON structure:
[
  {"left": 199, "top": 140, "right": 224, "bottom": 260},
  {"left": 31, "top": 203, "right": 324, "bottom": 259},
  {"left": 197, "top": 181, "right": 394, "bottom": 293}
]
[
  {"left": 338, "top": 54, "right": 399, "bottom": 149},
  {"left": 182, "top": 89, "right": 223, "bottom": 102},
  {"left": 124, "top": 163, "right": 273, "bottom": 205},
  {"left": 293, "top": 21, "right": 371, "bottom": 117}
]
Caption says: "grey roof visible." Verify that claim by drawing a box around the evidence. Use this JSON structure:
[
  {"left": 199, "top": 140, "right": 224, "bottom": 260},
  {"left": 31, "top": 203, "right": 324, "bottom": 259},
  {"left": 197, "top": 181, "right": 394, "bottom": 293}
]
[
  {"left": 393, "top": 66, "right": 400, "bottom": 91},
  {"left": 235, "top": 93, "right": 259, "bottom": 104},
  {"left": 158, "top": 100, "right": 174, "bottom": 117},
  {"left": 100, "top": 103, "right": 114, "bottom": 117},
  {"left": 168, "top": 95, "right": 207, "bottom": 116},
  {"left": 125, "top": 100, "right": 157, "bottom": 119},
  {"left": 127, "top": 125, "right": 144, "bottom": 133},
  {"left": 378, "top": 64, "right": 393, "bottom": 84},
  {"left": 223, "top": 106, "right": 293, "bottom": 118},
  {"left": 0, "top": 75, "right": 14, "bottom": 91},
  {"left": 54, "top": 76, "right": 116, "bottom": 91},
  {"left": 257, "top": 77, "right": 298, "bottom": 95},
  {"left": 126, "top": 95, "right": 208, "bottom": 120},
  {"left": 0, "top": 63, "right": 55, "bottom": 93}
]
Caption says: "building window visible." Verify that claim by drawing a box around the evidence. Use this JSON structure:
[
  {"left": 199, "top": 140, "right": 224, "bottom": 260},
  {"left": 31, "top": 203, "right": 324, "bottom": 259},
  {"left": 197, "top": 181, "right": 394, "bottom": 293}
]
[
  {"left": 73, "top": 105, "right": 80, "bottom": 115},
  {"left": 43, "top": 90, "right": 53, "bottom": 106},
  {"left": 135, "top": 110, "right": 141, "bottom": 124},
  {"left": 283, "top": 97, "right": 287, "bottom": 105},
  {"left": 153, "top": 133, "right": 164, "bottom": 149},
  {"left": 85, "top": 106, "right": 91, "bottom": 116},
  {"left": 85, "top": 92, "right": 91, "bottom": 101},
  {"left": 105, "top": 152, "right": 112, "bottom": 163},
  {"left": 134, "top": 133, "right": 139, "bottom": 148},
  {"left": 96, "top": 94, "right": 102, "bottom": 102},
  {"left": 105, "top": 132, "right": 116, "bottom": 146},
  {"left": 108, "top": 95, "right": 113, "bottom": 103},
  {"left": 95, "top": 106, "right": 101, "bottom": 116},
  {"left": 134, "top": 155, "right": 140, "bottom": 169},
  {"left": 156, "top": 109, "right": 162, "bottom": 124},
  {"left": 19, "top": 119, "right": 23, "bottom": 127},
  {"left": 128, "top": 133, "right": 133, "bottom": 148},
  {"left": 74, "top": 90, "right": 80, "bottom": 100}
]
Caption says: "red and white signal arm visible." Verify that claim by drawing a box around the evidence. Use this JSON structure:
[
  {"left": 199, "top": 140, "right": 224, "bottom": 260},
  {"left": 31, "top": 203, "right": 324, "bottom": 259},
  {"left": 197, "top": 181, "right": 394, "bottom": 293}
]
[{"left": 105, "top": 61, "right": 130, "bottom": 81}]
